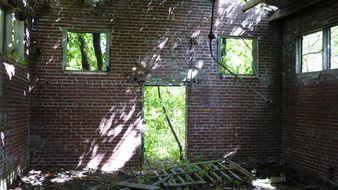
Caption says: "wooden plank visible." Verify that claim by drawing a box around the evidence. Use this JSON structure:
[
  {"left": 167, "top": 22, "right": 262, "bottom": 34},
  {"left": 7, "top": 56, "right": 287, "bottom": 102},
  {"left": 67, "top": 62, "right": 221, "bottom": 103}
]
[
  {"left": 117, "top": 182, "right": 160, "bottom": 190},
  {"left": 177, "top": 168, "right": 194, "bottom": 183},
  {"left": 210, "top": 171, "right": 222, "bottom": 181},
  {"left": 170, "top": 168, "right": 186, "bottom": 183},
  {"left": 194, "top": 173, "right": 206, "bottom": 183},
  {"left": 169, "top": 181, "right": 206, "bottom": 187},
  {"left": 269, "top": 0, "right": 323, "bottom": 22},
  {"left": 217, "top": 162, "right": 231, "bottom": 171},
  {"left": 193, "top": 164, "right": 202, "bottom": 171},
  {"left": 119, "top": 188, "right": 130, "bottom": 190},
  {"left": 219, "top": 170, "right": 232, "bottom": 180},
  {"left": 152, "top": 170, "right": 170, "bottom": 186},
  {"left": 228, "top": 160, "right": 254, "bottom": 179},
  {"left": 242, "top": 0, "right": 264, "bottom": 13},
  {"left": 204, "top": 173, "right": 216, "bottom": 183},
  {"left": 227, "top": 169, "right": 242, "bottom": 181},
  {"left": 212, "top": 162, "right": 220, "bottom": 170}
]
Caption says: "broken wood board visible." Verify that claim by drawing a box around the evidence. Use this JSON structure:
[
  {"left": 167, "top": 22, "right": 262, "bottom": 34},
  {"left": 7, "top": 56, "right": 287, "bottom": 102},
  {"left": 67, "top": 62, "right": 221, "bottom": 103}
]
[
  {"left": 117, "top": 182, "right": 160, "bottom": 190},
  {"left": 117, "top": 159, "right": 254, "bottom": 189}
]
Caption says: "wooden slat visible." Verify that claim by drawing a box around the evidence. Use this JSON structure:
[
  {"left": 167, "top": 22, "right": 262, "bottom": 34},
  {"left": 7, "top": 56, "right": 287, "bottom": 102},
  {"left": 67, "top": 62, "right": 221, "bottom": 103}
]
[
  {"left": 169, "top": 180, "right": 206, "bottom": 187},
  {"left": 228, "top": 160, "right": 254, "bottom": 179},
  {"left": 219, "top": 170, "right": 232, "bottom": 180},
  {"left": 204, "top": 173, "right": 216, "bottom": 183},
  {"left": 177, "top": 168, "right": 194, "bottom": 183},
  {"left": 227, "top": 169, "right": 242, "bottom": 181},
  {"left": 117, "top": 182, "right": 160, "bottom": 190},
  {"left": 194, "top": 173, "right": 206, "bottom": 183},
  {"left": 210, "top": 171, "right": 222, "bottom": 181},
  {"left": 170, "top": 168, "right": 186, "bottom": 183},
  {"left": 212, "top": 162, "right": 220, "bottom": 170},
  {"left": 152, "top": 170, "right": 170, "bottom": 186}
]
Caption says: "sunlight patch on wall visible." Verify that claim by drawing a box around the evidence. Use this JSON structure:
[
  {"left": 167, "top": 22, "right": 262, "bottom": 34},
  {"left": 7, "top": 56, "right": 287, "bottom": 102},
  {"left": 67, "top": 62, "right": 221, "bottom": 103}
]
[
  {"left": 1, "top": 132, "right": 5, "bottom": 146},
  {"left": 100, "top": 124, "right": 140, "bottom": 173},
  {"left": 86, "top": 153, "right": 105, "bottom": 170},
  {"left": 216, "top": 0, "right": 243, "bottom": 27},
  {"left": 230, "top": 27, "right": 245, "bottom": 35},
  {"left": 2, "top": 63, "right": 15, "bottom": 80},
  {"left": 186, "top": 60, "right": 203, "bottom": 81},
  {"left": 158, "top": 37, "right": 168, "bottom": 49}
]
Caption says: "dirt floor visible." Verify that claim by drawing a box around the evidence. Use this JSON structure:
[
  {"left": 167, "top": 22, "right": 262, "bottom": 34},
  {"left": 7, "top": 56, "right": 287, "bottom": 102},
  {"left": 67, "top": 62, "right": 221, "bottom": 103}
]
[{"left": 8, "top": 161, "right": 335, "bottom": 190}]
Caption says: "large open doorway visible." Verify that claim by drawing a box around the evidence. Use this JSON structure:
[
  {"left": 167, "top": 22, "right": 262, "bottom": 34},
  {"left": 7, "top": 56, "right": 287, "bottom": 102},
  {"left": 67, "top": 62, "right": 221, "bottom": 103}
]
[{"left": 142, "top": 86, "right": 186, "bottom": 163}]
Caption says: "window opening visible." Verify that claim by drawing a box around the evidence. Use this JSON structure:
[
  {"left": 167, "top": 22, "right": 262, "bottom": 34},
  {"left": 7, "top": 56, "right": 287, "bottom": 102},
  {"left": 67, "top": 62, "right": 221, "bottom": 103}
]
[
  {"left": 63, "top": 30, "right": 110, "bottom": 72},
  {"left": 219, "top": 37, "right": 257, "bottom": 76}
]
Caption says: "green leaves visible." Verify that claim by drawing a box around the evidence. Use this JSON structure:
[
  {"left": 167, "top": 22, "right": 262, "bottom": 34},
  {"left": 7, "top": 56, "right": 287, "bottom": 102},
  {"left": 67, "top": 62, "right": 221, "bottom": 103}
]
[
  {"left": 220, "top": 37, "right": 255, "bottom": 75},
  {"left": 143, "top": 86, "right": 186, "bottom": 162},
  {"left": 66, "top": 32, "right": 107, "bottom": 71}
]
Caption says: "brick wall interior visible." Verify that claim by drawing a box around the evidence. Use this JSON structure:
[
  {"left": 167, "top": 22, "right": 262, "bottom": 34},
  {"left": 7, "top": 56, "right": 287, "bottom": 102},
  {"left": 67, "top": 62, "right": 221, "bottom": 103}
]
[
  {"left": 29, "top": 0, "right": 281, "bottom": 171},
  {"left": 282, "top": 0, "right": 338, "bottom": 180},
  {"left": 0, "top": 63, "right": 30, "bottom": 189},
  {"left": 0, "top": 0, "right": 337, "bottom": 187}
]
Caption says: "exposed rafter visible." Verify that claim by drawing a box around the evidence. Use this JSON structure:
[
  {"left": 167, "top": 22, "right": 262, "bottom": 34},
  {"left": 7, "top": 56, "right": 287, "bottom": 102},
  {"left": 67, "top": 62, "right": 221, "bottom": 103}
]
[
  {"left": 269, "top": 0, "right": 323, "bottom": 22},
  {"left": 242, "top": 0, "right": 264, "bottom": 13}
]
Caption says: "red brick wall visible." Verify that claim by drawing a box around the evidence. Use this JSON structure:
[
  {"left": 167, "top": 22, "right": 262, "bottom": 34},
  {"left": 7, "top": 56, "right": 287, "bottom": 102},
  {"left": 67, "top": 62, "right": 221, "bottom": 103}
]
[
  {"left": 0, "top": 62, "right": 30, "bottom": 189},
  {"left": 30, "top": 0, "right": 281, "bottom": 170},
  {"left": 282, "top": 0, "right": 338, "bottom": 180}
]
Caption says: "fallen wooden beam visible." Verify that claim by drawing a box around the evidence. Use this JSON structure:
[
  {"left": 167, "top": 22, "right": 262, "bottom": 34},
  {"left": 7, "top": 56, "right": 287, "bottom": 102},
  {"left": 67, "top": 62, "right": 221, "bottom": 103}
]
[{"left": 117, "top": 182, "right": 160, "bottom": 190}]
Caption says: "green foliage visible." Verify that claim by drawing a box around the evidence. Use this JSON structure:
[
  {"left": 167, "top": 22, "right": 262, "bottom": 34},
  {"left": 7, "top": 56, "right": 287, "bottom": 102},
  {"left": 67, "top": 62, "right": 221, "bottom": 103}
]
[
  {"left": 66, "top": 32, "right": 107, "bottom": 71},
  {"left": 220, "top": 37, "right": 254, "bottom": 75},
  {"left": 143, "top": 86, "right": 186, "bottom": 162}
]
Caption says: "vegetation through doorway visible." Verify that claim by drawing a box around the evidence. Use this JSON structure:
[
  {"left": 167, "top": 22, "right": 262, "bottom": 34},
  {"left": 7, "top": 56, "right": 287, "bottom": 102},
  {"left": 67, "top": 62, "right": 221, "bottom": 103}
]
[{"left": 143, "top": 86, "right": 186, "bottom": 163}]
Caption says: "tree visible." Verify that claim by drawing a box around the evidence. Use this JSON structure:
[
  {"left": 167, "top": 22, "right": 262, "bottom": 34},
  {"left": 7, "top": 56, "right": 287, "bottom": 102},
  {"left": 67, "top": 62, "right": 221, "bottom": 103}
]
[
  {"left": 66, "top": 32, "right": 107, "bottom": 71},
  {"left": 77, "top": 33, "right": 91, "bottom": 70},
  {"left": 93, "top": 33, "right": 103, "bottom": 71}
]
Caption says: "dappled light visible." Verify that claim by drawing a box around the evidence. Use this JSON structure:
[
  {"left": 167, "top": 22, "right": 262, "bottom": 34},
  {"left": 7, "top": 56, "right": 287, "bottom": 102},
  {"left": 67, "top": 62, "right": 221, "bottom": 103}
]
[
  {"left": 231, "top": 27, "right": 245, "bottom": 35},
  {"left": 77, "top": 105, "right": 141, "bottom": 173},
  {"left": 252, "top": 178, "right": 277, "bottom": 190},
  {"left": 0, "top": 132, "right": 5, "bottom": 146},
  {"left": 0, "top": 165, "right": 23, "bottom": 190},
  {"left": 186, "top": 60, "right": 203, "bottom": 81},
  {"left": 50, "top": 170, "right": 87, "bottom": 183},
  {"left": 2, "top": 63, "right": 15, "bottom": 80},
  {"left": 21, "top": 170, "right": 48, "bottom": 186},
  {"left": 19, "top": 169, "right": 89, "bottom": 186},
  {"left": 216, "top": 0, "right": 269, "bottom": 33}
]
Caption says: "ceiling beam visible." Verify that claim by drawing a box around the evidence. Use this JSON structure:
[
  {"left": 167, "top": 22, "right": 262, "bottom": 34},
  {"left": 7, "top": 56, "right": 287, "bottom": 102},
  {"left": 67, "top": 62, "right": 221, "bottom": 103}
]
[
  {"left": 269, "top": 0, "right": 323, "bottom": 22},
  {"left": 242, "top": 0, "right": 264, "bottom": 13}
]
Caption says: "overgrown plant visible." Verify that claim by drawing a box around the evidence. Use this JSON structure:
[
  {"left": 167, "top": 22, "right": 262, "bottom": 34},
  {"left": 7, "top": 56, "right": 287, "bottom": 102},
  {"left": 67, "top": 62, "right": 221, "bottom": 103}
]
[{"left": 143, "top": 86, "right": 186, "bottom": 162}]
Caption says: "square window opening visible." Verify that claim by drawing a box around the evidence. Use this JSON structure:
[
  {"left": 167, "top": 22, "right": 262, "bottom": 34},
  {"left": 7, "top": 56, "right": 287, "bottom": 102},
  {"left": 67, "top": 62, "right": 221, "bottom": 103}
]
[
  {"left": 0, "top": 9, "right": 26, "bottom": 65},
  {"left": 299, "top": 31, "right": 323, "bottom": 73},
  {"left": 63, "top": 30, "right": 110, "bottom": 72},
  {"left": 218, "top": 37, "right": 257, "bottom": 76}
]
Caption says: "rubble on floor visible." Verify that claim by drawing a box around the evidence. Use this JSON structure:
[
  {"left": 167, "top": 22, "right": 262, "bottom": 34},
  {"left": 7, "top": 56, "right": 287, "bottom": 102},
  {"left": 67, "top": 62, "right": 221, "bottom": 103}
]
[{"left": 9, "top": 159, "right": 335, "bottom": 190}]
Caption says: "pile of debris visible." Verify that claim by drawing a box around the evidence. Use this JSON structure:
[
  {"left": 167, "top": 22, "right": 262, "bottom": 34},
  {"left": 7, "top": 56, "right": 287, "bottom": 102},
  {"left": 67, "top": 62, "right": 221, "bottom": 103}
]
[{"left": 117, "top": 159, "right": 255, "bottom": 189}]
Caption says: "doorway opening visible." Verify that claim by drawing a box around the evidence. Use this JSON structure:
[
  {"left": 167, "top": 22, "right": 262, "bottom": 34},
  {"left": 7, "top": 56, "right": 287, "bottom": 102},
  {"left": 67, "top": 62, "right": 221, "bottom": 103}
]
[{"left": 142, "top": 85, "right": 186, "bottom": 164}]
